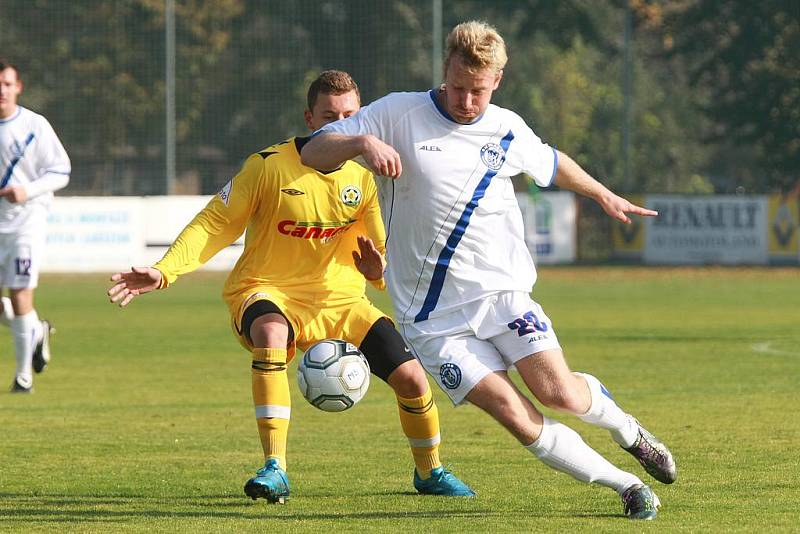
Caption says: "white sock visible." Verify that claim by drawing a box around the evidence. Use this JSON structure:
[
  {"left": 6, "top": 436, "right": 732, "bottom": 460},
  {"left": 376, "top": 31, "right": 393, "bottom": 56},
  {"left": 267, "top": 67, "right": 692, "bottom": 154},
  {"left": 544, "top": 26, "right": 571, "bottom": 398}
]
[
  {"left": 526, "top": 416, "right": 643, "bottom": 495},
  {"left": 576, "top": 372, "right": 638, "bottom": 447},
  {"left": 0, "top": 296, "right": 14, "bottom": 327},
  {"left": 12, "top": 310, "right": 41, "bottom": 387}
]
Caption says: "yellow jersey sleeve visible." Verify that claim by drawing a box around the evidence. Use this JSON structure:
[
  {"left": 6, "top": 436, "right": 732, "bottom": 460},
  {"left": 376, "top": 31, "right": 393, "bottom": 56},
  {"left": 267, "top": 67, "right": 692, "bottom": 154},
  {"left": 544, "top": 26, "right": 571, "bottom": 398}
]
[
  {"left": 360, "top": 176, "right": 387, "bottom": 290},
  {"left": 154, "top": 154, "right": 265, "bottom": 287}
]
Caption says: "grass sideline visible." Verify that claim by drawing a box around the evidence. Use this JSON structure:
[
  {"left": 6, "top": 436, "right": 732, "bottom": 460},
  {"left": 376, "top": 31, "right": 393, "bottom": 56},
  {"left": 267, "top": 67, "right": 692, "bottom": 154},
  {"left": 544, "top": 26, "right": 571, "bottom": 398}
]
[{"left": 1, "top": 267, "right": 798, "bottom": 532}]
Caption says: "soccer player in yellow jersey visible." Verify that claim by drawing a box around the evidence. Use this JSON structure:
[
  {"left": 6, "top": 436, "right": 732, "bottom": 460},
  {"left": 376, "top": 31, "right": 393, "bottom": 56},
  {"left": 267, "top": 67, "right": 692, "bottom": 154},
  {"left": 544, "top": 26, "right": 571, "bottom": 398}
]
[{"left": 107, "top": 70, "right": 473, "bottom": 503}]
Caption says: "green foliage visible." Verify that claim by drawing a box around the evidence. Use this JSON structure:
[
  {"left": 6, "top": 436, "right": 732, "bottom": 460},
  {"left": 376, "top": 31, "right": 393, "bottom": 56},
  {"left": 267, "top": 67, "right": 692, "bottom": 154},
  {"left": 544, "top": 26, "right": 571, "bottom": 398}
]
[
  {"left": 661, "top": 0, "right": 800, "bottom": 192},
  {"left": 1, "top": 1, "right": 794, "bottom": 194},
  {"left": 1, "top": 269, "right": 799, "bottom": 531}
]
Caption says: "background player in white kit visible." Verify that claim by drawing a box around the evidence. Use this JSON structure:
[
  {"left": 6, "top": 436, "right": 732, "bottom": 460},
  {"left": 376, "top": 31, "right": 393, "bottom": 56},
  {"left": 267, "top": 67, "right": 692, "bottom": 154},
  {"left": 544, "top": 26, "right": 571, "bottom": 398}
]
[
  {"left": 302, "top": 22, "right": 677, "bottom": 520},
  {"left": 0, "top": 60, "right": 69, "bottom": 393}
]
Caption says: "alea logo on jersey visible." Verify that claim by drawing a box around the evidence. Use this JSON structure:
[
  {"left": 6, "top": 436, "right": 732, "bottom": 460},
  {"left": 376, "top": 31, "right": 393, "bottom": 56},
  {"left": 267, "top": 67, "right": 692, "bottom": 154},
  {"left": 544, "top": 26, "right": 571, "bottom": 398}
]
[
  {"left": 480, "top": 142, "right": 506, "bottom": 171},
  {"left": 340, "top": 185, "right": 362, "bottom": 207},
  {"left": 277, "top": 219, "right": 356, "bottom": 241}
]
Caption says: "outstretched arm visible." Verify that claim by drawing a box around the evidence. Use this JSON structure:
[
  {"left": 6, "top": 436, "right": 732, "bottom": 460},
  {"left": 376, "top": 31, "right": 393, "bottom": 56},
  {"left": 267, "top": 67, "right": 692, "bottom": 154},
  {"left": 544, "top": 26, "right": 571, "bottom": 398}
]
[
  {"left": 107, "top": 266, "right": 163, "bottom": 307},
  {"left": 301, "top": 133, "right": 403, "bottom": 178},
  {"left": 553, "top": 151, "right": 657, "bottom": 223}
]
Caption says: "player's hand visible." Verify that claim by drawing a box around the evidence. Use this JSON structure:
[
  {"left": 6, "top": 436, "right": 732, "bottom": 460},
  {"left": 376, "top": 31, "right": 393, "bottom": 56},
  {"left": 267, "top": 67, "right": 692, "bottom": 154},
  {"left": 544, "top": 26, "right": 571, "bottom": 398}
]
[
  {"left": 361, "top": 135, "right": 402, "bottom": 178},
  {"left": 107, "top": 266, "right": 162, "bottom": 307},
  {"left": 352, "top": 236, "right": 386, "bottom": 281},
  {"left": 598, "top": 191, "right": 658, "bottom": 224},
  {"left": 0, "top": 186, "right": 28, "bottom": 203}
]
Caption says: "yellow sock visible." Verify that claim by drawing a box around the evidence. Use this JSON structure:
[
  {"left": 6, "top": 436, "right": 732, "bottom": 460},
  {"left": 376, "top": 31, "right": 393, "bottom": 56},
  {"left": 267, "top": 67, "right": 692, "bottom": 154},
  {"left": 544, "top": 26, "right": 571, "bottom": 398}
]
[
  {"left": 252, "top": 348, "right": 291, "bottom": 470},
  {"left": 397, "top": 388, "right": 441, "bottom": 478}
]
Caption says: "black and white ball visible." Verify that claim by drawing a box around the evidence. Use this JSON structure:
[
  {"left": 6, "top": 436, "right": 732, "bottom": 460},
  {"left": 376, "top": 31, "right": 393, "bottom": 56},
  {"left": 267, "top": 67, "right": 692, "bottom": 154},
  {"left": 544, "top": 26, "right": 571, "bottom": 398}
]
[{"left": 297, "top": 339, "right": 370, "bottom": 412}]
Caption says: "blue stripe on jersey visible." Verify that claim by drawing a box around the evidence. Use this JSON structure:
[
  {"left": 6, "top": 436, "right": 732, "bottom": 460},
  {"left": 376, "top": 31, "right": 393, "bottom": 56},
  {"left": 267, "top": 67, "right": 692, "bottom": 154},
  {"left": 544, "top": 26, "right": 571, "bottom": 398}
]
[
  {"left": 414, "top": 130, "right": 515, "bottom": 323},
  {"left": 0, "top": 133, "right": 35, "bottom": 188}
]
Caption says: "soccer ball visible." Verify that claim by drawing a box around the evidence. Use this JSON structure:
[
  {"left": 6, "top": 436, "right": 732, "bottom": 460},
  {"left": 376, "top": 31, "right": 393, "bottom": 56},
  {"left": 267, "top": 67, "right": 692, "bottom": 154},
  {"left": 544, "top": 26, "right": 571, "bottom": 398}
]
[{"left": 296, "top": 339, "right": 370, "bottom": 412}]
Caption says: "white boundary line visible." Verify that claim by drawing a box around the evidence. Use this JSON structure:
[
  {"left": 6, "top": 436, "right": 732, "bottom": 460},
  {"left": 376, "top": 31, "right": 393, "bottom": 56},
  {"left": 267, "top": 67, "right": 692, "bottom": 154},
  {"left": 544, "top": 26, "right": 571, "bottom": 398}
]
[{"left": 751, "top": 341, "right": 800, "bottom": 357}]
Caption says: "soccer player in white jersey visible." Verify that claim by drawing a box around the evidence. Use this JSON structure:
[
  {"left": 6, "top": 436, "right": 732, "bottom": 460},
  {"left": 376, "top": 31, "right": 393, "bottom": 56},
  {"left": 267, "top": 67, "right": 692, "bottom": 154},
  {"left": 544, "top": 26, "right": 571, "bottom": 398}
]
[
  {"left": 301, "top": 21, "right": 676, "bottom": 520},
  {"left": 0, "top": 60, "right": 69, "bottom": 393}
]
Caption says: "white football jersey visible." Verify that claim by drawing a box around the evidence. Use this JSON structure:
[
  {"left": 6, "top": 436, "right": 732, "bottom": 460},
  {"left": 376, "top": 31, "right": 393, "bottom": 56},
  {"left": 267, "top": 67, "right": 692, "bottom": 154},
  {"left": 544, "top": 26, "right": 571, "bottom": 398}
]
[
  {"left": 320, "top": 90, "right": 557, "bottom": 324},
  {"left": 0, "top": 106, "right": 70, "bottom": 234}
]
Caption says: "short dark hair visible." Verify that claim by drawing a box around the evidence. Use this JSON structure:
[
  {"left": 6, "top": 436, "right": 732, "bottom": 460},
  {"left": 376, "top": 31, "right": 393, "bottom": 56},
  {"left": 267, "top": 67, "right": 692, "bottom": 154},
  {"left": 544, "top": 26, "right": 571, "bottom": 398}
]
[
  {"left": 0, "top": 59, "right": 20, "bottom": 80},
  {"left": 306, "top": 70, "right": 360, "bottom": 111}
]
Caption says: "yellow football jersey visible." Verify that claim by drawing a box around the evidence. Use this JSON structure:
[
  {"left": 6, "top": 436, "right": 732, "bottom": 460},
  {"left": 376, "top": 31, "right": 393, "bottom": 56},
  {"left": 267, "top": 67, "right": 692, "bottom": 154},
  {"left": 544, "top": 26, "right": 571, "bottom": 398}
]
[{"left": 153, "top": 136, "right": 385, "bottom": 314}]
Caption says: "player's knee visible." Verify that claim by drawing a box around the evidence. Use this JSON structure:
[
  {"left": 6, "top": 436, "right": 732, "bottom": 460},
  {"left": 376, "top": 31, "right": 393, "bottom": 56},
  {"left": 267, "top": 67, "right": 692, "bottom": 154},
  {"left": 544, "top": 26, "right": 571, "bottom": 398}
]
[
  {"left": 386, "top": 359, "right": 429, "bottom": 398},
  {"left": 249, "top": 313, "right": 291, "bottom": 348},
  {"left": 538, "top": 386, "right": 584, "bottom": 413}
]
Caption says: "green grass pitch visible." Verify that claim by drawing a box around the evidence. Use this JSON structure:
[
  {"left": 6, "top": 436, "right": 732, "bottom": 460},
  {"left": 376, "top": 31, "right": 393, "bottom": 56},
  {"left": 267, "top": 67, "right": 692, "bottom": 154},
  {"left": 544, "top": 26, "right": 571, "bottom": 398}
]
[{"left": 1, "top": 267, "right": 798, "bottom": 532}]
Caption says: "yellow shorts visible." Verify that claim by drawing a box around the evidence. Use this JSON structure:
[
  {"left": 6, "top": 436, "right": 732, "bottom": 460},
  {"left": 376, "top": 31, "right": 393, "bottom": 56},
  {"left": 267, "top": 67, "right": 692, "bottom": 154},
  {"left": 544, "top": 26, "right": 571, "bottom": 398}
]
[{"left": 229, "top": 287, "right": 387, "bottom": 358}]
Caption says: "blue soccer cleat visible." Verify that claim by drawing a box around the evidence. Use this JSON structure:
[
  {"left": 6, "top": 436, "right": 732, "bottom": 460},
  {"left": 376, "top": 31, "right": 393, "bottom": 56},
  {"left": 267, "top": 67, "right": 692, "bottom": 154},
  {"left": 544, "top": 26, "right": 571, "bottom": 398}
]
[
  {"left": 244, "top": 459, "right": 290, "bottom": 504},
  {"left": 621, "top": 484, "right": 661, "bottom": 520},
  {"left": 413, "top": 466, "right": 476, "bottom": 496}
]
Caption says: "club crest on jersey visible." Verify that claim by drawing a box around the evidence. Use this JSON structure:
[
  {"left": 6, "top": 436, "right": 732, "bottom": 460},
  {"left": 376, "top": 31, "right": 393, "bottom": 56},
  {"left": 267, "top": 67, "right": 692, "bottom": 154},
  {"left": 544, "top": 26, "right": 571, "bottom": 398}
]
[
  {"left": 340, "top": 185, "right": 362, "bottom": 207},
  {"left": 440, "top": 363, "right": 462, "bottom": 390},
  {"left": 480, "top": 142, "right": 506, "bottom": 171}
]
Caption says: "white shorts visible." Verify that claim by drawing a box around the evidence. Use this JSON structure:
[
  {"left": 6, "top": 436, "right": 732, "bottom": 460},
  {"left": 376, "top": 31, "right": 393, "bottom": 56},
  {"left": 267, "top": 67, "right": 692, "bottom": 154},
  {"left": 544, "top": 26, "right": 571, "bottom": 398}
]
[
  {"left": 0, "top": 232, "right": 44, "bottom": 289},
  {"left": 400, "top": 291, "right": 561, "bottom": 405}
]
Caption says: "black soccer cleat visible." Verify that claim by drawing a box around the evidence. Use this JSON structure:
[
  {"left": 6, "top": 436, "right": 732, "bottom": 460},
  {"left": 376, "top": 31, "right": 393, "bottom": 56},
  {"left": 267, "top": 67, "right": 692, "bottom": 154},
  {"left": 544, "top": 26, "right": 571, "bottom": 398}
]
[
  {"left": 10, "top": 377, "right": 32, "bottom": 394},
  {"left": 32, "top": 320, "right": 54, "bottom": 374},
  {"left": 623, "top": 420, "right": 677, "bottom": 484},
  {"left": 621, "top": 484, "right": 660, "bottom": 520}
]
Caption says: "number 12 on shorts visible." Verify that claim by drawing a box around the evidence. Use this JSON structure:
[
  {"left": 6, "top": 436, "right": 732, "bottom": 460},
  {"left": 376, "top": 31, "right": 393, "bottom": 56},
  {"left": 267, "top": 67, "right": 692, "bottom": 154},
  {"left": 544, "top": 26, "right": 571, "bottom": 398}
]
[
  {"left": 15, "top": 258, "right": 32, "bottom": 277},
  {"left": 507, "top": 311, "right": 548, "bottom": 336}
]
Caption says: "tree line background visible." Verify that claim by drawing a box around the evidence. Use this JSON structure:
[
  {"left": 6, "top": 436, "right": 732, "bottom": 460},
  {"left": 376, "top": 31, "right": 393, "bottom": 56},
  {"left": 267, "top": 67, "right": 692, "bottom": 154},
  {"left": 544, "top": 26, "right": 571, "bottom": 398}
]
[{"left": 2, "top": 0, "right": 797, "bottom": 196}]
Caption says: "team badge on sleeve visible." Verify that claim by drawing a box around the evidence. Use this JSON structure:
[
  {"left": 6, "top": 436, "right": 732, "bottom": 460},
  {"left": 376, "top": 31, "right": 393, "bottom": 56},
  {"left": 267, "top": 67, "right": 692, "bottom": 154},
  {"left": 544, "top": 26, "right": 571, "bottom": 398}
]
[
  {"left": 440, "top": 363, "right": 462, "bottom": 389},
  {"left": 340, "top": 185, "right": 362, "bottom": 207},
  {"left": 480, "top": 143, "right": 506, "bottom": 170},
  {"left": 218, "top": 179, "right": 233, "bottom": 205}
]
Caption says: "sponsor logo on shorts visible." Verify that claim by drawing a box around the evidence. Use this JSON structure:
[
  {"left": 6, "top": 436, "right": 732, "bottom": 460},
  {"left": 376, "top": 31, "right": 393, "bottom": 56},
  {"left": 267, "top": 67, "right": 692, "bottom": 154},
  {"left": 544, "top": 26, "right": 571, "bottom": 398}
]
[{"left": 440, "top": 363, "right": 462, "bottom": 390}]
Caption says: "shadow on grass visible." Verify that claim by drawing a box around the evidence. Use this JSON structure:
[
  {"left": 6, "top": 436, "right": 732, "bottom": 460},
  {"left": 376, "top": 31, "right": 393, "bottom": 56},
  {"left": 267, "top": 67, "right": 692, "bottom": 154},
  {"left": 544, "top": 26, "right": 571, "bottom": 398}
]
[{"left": 0, "top": 492, "right": 627, "bottom": 523}]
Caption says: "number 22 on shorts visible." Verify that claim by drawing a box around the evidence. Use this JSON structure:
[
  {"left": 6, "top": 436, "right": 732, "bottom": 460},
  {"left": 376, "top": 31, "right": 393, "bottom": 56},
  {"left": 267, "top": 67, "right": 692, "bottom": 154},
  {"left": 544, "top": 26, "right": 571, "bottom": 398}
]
[{"left": 507, "top": 311, "right": 548, "bottom": 336}]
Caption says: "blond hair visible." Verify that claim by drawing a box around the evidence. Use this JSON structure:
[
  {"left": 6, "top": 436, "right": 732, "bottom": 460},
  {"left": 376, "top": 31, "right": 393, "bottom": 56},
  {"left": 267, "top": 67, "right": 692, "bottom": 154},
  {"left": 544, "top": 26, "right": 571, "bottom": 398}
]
[{"left": 444, "top": 21, "right": 507, "bottom": 73}]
